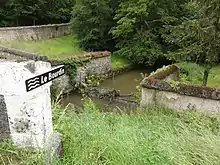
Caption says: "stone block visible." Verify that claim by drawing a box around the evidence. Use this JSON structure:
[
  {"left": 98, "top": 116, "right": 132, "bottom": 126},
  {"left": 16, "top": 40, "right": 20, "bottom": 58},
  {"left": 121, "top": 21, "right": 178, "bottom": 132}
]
[{"left": 0, "top": 60, "right": 53, "bottom": 148}]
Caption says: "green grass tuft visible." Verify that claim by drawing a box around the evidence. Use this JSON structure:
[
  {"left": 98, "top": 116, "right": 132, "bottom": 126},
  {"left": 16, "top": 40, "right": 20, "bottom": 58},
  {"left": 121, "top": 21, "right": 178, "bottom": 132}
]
[
  {"left": 111, "top": 54, "right": 130, "bottom": 69},
  {"left": 177, "top": 62, "right": 220, "bottom": 88},
  {"left": 0, "top": 140, "right": 45, "bottom": 165}
]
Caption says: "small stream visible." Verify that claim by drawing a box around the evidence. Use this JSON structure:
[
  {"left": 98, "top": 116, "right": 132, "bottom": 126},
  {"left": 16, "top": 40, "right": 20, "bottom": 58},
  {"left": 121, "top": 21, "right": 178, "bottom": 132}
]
[{"left": 61, "top": 69, "right": 151, "bottom": 110}]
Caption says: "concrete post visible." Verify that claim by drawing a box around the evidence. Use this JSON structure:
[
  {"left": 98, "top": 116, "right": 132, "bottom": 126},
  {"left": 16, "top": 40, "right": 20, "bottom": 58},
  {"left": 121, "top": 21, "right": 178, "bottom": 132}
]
[{"left": 0, "top": 60, "right": 53, "bottom": 148}]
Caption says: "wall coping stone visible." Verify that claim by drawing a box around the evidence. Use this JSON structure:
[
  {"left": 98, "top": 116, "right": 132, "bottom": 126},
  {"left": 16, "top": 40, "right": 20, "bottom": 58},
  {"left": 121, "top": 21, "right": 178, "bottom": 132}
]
[
  {"left": 141, "top": 64, "right": 220, "bottom": 101},
  {"left": 49, "top": 51, "right": 111, "bottom": 66},
  {"left": 0, "top": 23, "right": 71, "bottom": 31},
  {"left": 0, "top": 44, "right": 111, "bottom": 65},
  {"left": 0, "top": 45, "right": 48, "bottom": 61}
]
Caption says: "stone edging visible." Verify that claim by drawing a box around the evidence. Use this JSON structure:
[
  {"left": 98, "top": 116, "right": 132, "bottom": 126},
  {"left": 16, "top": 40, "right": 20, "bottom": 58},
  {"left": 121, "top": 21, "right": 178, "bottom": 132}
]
[
  {"left": 140, "top": 64, "right": 220, "bottom": 101},
  {"left": 0, "top": 45, "right": 111, "bottom": 63},
  {"left": 0, "top": 45, "right": 48, "bottom": 61},
  {"left": 49, "top": 51, "right": 111, "bottom": 66},
  {"left": 0, "top": 23, "right": 70, "bottom": 31},
  {"left": 147, "top": 65, "right": 179, "bottom": 80}
]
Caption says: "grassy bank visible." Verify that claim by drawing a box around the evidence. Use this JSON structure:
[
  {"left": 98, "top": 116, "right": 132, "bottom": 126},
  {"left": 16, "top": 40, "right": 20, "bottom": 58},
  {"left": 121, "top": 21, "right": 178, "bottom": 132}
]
[
  {"left": 177, "top": 62, "right": 220, "bottom": 88},
  {"left": 54, "top": 103, "right": 220, "bottom": 165},
  {"left": 2, "top": 100, "right": 220, "bottom": 165},
  {"left": 0, "top": 35, "right": 130, "bottom": 68},
  {"left": 0, "top": 35, "right": 84, "bottom": 60}
]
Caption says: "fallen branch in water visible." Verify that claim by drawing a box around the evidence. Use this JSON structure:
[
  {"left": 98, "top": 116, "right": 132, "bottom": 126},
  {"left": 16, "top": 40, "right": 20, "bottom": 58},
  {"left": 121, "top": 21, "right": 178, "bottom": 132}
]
[
  {"left": 118, "top": 93, "right": 134, "bottom": 97},
  {"left": 115, "top": 98, "right": 138, "bottom": 104}
]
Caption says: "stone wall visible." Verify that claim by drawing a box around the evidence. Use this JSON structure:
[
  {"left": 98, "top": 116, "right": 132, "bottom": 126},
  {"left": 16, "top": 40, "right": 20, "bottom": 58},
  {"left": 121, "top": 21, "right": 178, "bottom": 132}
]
[
  {"left": 0, "top": 45, "right": 112, "bottom": 94},
  {"left": 0, "top": 23, "right": 71, "bottom": 41},
  {"left": 140, "top": 65, "right": 220, "bottom": 113},
  {"left": 52, "top": 51, "right": 112, "bottom": 94},
  {"left": 0, "top": 45, "right": 48, "bottom": 61}
]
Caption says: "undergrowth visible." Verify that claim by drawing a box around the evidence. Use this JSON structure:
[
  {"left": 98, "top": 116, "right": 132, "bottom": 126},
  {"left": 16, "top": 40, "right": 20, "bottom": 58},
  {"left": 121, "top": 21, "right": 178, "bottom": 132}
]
[
  {"left": 0, "top": 140, "right": 45, "bottom": 165},
  {"left": 53, "top": 100, "right": 220, "bottom": 165},
  {"left": 2, "top": 100, "right": 220, "bottom": 165}
]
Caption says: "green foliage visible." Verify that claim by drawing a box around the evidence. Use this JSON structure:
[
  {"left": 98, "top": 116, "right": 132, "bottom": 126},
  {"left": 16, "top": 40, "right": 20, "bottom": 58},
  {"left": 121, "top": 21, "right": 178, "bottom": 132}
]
[
  {"left": 163, "top": 0, "right": 220, "bottom": 84},
  {"left": 178, "top": 62, "right": 220, "bottom": 88},
  {"left": 50, "top": 84, "right": 60, "bottom": 102},
  {"left": 177, "top": 62, "right": 204, "bottom": 85},
  {"left": 71, "top": 0, "right": 114, "bottom": 51},
  {"left": 111, "top": 54, "right": 130, "bottom": 69},
  {"left": 3, "top": 102, "right": 220, "bottom": 164},
  {"left": 64, "top": 58, "right": 90, "bottom": 85},
  {"left": 52, "top": 103, "right": 220, "bottom": 165},
  {"left": 166, "top": 79, "right": 181, "bottom": 90},
  {"left": 0, "top": 0, "right": 75, "bottom": 26},
  {"left": 85, "top": 74, "right": 103, "bottom": 87},
  {"left": 149, "top": 65, "right": 171, "bottom": 76},
  {"left": 0, "top": 140, "right": 45, "bottom": 165},
  {"left": 112, "top": 0, "right": 187, "bottom": 65},
  {"left": 134, "top": 85, "right": 141, "bottom": 101}
]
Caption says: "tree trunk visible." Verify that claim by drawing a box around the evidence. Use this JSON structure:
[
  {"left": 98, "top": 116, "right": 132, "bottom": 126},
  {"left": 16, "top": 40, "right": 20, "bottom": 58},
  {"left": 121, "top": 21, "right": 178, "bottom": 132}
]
[{"left": 202, "top": 67, "right": 210, "bottom": 86}]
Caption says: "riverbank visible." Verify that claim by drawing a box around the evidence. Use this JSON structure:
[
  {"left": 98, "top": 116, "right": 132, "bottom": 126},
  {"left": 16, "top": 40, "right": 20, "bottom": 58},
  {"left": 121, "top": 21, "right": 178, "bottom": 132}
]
[{"left": 1, "top": 102, "right": 220, "bottom": 165}]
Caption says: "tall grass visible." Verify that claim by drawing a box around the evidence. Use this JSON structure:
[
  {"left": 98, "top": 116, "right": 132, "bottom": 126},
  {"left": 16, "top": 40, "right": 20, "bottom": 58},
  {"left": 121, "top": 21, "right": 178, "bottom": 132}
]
[
  {"left": 2, "top": 99, "right": 220, "bottom": 164},
  {"left": 52, "top": 100, "right": 220, "bottom": 165},
  {"left": 177, "top": 62, "right": 220, "bottom": 88},
  {"left": 0, "top": 140, "right": 45, "bottom": 165}
]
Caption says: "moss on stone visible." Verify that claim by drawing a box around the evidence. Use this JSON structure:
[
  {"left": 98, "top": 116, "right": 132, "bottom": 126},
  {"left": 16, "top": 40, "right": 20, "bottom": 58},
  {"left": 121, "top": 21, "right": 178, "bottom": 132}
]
[{"left": 141, "top": 64, "right": 220, "bottom": 101}]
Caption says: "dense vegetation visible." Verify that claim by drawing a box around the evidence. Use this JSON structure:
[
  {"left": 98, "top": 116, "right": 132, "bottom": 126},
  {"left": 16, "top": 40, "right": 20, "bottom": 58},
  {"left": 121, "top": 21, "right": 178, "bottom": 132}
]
[
  {"left": 2, "top": 102, "right": 220, "bottom": 165},
  {"left": 1, "top": 0, "right": 220, "bottom": 164},
  {"left": 54, "top": 103, "right": 220, "bottom": 165},
  {"left": 1, "top": 0, "right": 219, "bottom": 82},
  {"left": 0, "top": 0, "right": 75, "bottom": 26},
  {"left": 71, "top": 0, "right": 219, "bottom": 85},
  {"left": 163, "top": 0, "right": 220, "bottom": 86},
  {"left": 71, "top": 0, "right": 114, "bottom": 51},
  {"left": 71, "top": 0, "right": 189, "bottom": 64}
]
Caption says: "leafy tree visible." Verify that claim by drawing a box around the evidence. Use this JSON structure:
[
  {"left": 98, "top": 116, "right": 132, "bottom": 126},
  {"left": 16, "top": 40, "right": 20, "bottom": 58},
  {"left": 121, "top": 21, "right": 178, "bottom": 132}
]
[
  {"left": 42, "top": 0, "right": 75, "bottom": 24},
  {"left": 6, "top": 0, "right": 46, "bottom": 25},
  {"left": 0, "top": 0, "right": 75, "bottom": 26},
  {"left": 112, "top": 0, "right": 187, "bottom": 65},
  {"left": 71, "top": 0, "right": 114, "bottom": 51},
  {"left": 163, "top": 0, "right": 220, "bottom": 86}
]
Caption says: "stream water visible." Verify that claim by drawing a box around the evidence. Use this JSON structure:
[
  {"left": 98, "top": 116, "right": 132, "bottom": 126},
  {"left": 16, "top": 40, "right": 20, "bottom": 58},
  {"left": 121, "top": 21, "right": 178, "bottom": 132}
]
[{"left": 61, "top": 69, "right": 151, "bottom": 110}]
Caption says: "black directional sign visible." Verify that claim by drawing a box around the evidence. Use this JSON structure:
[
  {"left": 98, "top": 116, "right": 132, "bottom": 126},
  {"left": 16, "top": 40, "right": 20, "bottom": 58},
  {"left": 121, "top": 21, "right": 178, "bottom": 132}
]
[{"left": 25, "top": 65, "right": 65, "bottom": 92}]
